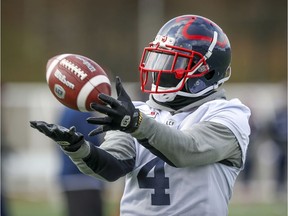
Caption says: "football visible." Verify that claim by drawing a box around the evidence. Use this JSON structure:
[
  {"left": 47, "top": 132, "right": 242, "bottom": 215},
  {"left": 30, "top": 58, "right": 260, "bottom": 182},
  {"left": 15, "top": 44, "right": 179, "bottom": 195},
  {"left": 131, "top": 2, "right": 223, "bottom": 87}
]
[{"left": 46, "top": 53, "right": 111, "bottom": 112}]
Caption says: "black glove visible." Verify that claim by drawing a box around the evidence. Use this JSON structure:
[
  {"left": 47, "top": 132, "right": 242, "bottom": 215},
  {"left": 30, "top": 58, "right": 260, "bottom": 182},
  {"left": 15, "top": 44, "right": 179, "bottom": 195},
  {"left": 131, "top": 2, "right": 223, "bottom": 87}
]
[
  {"left": 30, "top": 121, "right": 84, "bottom": 152},
  {"left": 87, "top": 76, "right": 142, "bottom": 136}
]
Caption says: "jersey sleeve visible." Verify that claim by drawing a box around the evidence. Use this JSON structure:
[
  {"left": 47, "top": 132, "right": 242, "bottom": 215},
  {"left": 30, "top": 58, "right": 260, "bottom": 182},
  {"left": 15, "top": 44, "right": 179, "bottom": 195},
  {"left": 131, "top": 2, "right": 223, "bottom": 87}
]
[
  {"left": 132, "top": 114, "right": 241, "bottom": 168},
  {"left": 201, "top": 99, "right": 251, "bottom": 167},
  {"left": 132, "top": 99, "right": 250, "bottom": 168},
  {"left": 62, "top": 131, "right": 136, "bottom": 182}
]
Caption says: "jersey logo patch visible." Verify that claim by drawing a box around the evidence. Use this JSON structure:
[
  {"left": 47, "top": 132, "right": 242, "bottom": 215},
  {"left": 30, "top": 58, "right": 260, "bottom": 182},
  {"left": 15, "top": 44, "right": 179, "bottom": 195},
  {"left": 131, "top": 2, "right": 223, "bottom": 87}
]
[{"left": 143, "top": 111, "right": 157, "bottom": 118}]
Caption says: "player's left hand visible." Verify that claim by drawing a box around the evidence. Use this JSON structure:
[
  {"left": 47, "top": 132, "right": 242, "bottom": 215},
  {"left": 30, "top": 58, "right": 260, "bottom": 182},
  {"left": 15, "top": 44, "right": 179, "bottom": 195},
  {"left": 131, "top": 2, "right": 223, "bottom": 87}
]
[
  {"left": 29, "top": 121, "right": 84, "bottom": 152},
  {"left": 87, "top": 76, "right": 142, "bottom": 136}
]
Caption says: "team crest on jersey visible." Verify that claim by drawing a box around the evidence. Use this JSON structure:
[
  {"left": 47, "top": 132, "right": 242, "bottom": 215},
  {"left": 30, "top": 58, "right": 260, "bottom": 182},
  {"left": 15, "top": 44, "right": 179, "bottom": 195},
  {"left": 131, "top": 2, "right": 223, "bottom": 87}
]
[{"left": 144, "top": 111, "right": 157, "bottom": 118}]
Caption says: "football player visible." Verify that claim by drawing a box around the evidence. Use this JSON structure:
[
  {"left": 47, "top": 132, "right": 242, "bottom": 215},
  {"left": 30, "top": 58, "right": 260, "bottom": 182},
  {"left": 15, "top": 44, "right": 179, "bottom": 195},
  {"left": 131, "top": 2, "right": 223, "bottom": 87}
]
[{"left": 30, "top": 15, "right": 251, "bottom": 216}]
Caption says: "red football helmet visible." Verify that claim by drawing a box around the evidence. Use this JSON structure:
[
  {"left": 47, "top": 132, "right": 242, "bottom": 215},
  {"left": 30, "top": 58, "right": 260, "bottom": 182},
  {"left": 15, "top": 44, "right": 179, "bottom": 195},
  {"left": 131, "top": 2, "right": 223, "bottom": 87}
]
[{"left": 139, "top": 15, "right": 231, "bottom": 101}]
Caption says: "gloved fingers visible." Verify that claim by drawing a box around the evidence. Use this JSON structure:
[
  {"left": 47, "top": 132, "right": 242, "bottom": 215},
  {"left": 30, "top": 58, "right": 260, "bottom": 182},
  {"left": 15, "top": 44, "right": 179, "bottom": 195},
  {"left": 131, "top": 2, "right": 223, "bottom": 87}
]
[
  {"left": 98, "top": 93, "right": 121, "bottom": 108},
  {"left": 90, "top": 102, "right": 109, "bottom": 113},
  {"left": 90, "top": 102, "right": 119, "bottom": 116},
  {"left": 87, "top": 116, "right": 112, "bottom": 125},
  {"left": 29, "top": 120, "right": 53, "bottom": 135},
  {"left": 30, "top": 121, "right": 37, "bottom": 128},
  {"left": 115, "top": 76, "right": 122, "bottom": 96},
  {"left": 50, "top": 124, "right": 70, "bottom": 138},
  {"left": 115, "top": 76, "right": 131, "bottom": 102},
  {"left": 68, "top": 126, "right": 76, "bottom": 134},
  {"left": 30, "top": 120, "right": 47, "bottom": 129},
  {"left": 88, "top": 125, "right": 111, "bottom": 136}
]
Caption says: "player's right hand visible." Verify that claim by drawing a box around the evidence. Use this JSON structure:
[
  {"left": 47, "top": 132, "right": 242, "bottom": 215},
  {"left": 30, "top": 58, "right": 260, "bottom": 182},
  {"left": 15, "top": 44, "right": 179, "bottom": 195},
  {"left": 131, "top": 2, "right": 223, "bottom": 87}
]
[{"left": 29, "top": 121, "right": 84, "bottom": 152}]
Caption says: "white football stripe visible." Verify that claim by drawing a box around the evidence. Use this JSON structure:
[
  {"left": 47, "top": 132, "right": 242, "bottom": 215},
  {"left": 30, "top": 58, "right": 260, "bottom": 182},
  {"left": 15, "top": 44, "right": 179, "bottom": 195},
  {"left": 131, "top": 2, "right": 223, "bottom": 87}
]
[
  {"left": 46, "top": 54, "right": 71, "bottom": 84},
  {"left": 77, "top": 75, "right": 111, "bottom": 112}
]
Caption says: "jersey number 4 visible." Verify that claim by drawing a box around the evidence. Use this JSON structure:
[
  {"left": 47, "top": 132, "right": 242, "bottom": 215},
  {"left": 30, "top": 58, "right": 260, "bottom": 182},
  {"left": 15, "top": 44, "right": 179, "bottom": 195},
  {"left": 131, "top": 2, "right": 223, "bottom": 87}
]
[{"left": 137, "top": 157, "right": 170, "bottom": 205}]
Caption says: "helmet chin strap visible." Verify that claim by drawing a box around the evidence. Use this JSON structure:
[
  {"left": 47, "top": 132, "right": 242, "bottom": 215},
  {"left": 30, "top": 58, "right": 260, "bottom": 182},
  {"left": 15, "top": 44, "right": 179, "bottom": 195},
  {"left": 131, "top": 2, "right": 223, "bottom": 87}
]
[
  {"left": 152, "top": 92, "right": 177, "bottom": 102},
  {"left": 151, "top": 85, "right": 178, "bottom": 102}
]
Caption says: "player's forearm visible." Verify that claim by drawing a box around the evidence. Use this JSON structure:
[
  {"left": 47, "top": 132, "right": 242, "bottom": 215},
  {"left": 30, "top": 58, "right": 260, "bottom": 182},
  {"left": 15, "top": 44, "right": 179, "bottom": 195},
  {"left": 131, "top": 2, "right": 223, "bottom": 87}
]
[
  {"left": 132, "top": 113, "right": 241, "bottom": 168},
  {"left": 62, "top": 140, "right": 135, "bottom": 182}
]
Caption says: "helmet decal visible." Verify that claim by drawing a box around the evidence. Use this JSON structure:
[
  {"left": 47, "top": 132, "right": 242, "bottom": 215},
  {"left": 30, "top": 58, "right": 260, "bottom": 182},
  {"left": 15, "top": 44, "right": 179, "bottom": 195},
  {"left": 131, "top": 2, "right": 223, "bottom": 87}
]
[{"left": 180, "top": 16, "right": 228, "bottom": 48}]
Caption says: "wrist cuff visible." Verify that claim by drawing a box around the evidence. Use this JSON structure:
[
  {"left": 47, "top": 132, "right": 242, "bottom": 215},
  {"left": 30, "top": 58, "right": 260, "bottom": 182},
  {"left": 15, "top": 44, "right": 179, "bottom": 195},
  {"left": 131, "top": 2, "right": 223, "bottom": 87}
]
[
  {"left": 62, "top": 140, "right": 91, "bottom": 159},
  {"left": 61, "top": 138, "right": 85, "bottom": 152}
]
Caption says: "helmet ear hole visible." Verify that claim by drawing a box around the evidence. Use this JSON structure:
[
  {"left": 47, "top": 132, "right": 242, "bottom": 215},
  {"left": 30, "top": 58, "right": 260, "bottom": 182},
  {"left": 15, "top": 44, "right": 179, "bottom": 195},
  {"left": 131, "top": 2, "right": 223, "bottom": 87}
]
[
  {"left": 204, "top": 70, "right": 215, "bottom": 80},
  {"left": 185, "top": 78, "right": 207, "bottom": 94}
]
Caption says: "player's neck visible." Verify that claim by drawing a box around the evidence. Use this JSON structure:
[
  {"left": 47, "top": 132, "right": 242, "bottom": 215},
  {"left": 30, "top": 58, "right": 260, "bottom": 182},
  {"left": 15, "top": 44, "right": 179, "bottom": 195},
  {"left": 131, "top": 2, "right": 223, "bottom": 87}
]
[{"left": 147, "top": 89, "right": 226, "bottom": 113}]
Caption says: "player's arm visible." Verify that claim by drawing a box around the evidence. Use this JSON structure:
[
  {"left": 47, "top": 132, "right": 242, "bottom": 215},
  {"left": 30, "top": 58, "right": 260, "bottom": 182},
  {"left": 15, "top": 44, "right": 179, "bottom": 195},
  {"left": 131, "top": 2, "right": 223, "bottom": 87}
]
[
  {"left": 131, "top": 115, "right": 241, "bottom": 168},
  {"left": 30, "top": 121, "right": 135, "bottom": 182},
  {"left": 87, "top": 77, "right": 241, "bottom": 168}
]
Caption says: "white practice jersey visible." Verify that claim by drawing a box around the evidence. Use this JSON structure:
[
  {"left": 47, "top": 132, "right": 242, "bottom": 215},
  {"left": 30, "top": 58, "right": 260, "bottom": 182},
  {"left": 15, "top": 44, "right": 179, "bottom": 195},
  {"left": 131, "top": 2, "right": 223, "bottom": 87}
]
[{"left": 120, "top": 98, "right": 250, "bottom": 216}]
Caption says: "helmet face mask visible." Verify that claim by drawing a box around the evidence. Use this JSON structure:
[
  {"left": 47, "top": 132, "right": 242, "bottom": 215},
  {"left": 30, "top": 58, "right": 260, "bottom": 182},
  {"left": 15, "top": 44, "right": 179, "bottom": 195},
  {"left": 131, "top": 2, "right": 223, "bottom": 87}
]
[
  {"left": 139, "top": 41, "right": 210, "bottom": 93},
  {"left": 138, "top": 15, "right": 231, "bottom": 100}
]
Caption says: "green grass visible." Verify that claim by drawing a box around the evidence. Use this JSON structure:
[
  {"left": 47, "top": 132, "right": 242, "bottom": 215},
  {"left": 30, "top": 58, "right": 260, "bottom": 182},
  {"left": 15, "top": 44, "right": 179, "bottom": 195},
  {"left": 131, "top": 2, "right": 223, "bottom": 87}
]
[
  {"left": 6, "top": 198, "right": 63, "bottom": 216},
  {"left": 6, "top": 198, "right": 287, "bottom": 216},
  {"left": 6, "top": 198, "right": 118, "bottom": 216},
  {"left": 229, "top": 203, "right": 287, "bottom": 216}
]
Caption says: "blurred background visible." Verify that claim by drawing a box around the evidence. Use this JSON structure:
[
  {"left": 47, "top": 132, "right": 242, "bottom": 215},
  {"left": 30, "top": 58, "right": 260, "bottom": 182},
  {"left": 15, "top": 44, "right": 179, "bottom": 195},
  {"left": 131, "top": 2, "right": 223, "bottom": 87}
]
[{"left": 1, "top": 0, "right": 287, "bottom": 215}]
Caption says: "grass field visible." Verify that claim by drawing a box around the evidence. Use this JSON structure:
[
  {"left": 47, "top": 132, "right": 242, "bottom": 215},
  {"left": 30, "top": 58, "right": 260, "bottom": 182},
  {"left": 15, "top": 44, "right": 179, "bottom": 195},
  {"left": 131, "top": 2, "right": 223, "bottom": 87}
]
[{"left": 5, "top": 198, "right": 287, "bottom": 216}]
